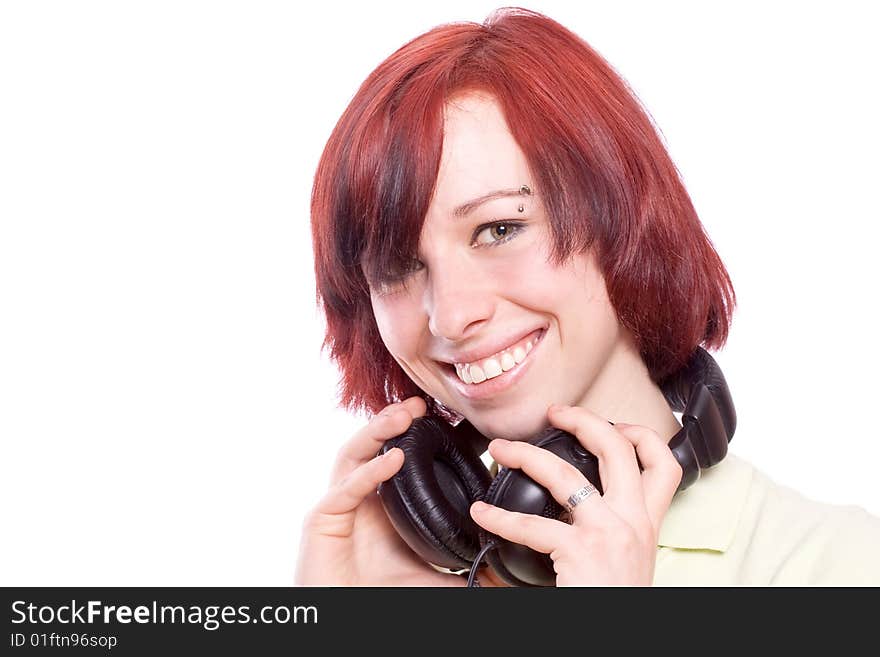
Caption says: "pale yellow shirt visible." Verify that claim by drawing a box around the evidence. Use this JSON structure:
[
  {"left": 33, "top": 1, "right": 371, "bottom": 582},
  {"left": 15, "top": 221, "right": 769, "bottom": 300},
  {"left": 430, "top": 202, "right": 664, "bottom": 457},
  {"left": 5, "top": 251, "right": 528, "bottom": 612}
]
[{"left": 654, "top": 453, "right": 880, "bottom": 586}]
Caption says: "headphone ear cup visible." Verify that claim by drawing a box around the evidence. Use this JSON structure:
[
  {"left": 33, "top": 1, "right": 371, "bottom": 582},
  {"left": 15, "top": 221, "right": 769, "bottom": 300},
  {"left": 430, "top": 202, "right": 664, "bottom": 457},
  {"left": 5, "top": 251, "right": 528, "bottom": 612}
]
[
  {"left": 377, "top": 416, "right": 493, "bottom": 572},
  {"left": 480, "top": 476, "right": 560, "bottom": 587},
  {"left": 479, "top": 428, "right": 603, "bottom": 587},
  {"left": 661, "top": 347, "right": 737, "bottom": 491},
  {"left": 668, "top": 429, "right": 701, "bottom": 491},
  {"left": 683, "top": 382, "right": 730, "bottom": 468}
]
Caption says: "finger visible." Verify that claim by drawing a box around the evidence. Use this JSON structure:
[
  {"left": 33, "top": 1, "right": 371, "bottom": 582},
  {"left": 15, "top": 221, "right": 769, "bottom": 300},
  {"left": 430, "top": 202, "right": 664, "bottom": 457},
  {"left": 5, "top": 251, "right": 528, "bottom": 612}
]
[
  {"left": 330, "top": 397, "right": 426, "bottom": 483},
  {"left": 394, "top": 395, "right": 428, "bottom": 418},
  {"left": 487, "top": 439, "right": 607, "bottom": 525},
  {"left": 317, "top": 447, "right": 405, "bottom": 517},
  {"left": 547, "top": 404, "right": 643, "bottom": 507},
  {"left": 614, "top": 423, "right": 682, "bottom": 530},
  {"left": 470, "top": 501, "right": 570, "bottom": 554}
]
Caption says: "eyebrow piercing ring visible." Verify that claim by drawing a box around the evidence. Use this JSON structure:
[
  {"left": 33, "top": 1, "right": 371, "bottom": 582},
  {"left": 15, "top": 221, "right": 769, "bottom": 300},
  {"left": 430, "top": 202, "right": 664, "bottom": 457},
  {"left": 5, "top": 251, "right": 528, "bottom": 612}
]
[{"left": 518, "top": 184, "right": 531, "bottom": 212}]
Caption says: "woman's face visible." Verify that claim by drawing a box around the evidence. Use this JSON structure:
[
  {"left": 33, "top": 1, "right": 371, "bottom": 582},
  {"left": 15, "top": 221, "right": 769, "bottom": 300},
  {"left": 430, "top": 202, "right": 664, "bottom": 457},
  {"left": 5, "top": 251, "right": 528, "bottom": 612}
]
[{"left": 369, "top": 92, "right": 626, "bottom": 441}]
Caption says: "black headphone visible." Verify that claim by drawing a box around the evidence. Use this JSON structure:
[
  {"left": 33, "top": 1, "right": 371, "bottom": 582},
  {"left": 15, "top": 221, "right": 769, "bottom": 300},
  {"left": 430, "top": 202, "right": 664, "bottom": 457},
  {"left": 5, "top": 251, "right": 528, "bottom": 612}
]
[{"left": 377, "top": 347, "right": 736, "bottom": 587}]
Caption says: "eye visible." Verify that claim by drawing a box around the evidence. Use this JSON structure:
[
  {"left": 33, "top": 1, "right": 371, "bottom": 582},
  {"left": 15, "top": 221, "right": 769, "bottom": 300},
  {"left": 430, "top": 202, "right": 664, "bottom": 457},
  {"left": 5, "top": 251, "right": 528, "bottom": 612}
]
[
  {"left": 401, "top": 259, "right": 424, "bottom": 277},
  {"left": 370, "top": 259, "right": 424, "bottom": 294},
  {"left": 472, "top": 221, "right": 525, "bottom": 247}
]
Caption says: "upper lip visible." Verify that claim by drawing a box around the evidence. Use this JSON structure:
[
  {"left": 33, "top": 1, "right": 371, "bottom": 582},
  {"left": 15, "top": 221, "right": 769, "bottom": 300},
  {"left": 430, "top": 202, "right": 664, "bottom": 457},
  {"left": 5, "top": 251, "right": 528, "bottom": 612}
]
[{"left": 435, "top": 326, "right": 545, "bottom": 365}]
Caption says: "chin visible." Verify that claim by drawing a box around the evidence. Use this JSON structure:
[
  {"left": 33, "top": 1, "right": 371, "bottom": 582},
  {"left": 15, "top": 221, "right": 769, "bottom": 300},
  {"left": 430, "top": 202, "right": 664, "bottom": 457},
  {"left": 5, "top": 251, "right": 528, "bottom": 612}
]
[{"left": 467, "top": 403, "right": 550, "bottom": 443}]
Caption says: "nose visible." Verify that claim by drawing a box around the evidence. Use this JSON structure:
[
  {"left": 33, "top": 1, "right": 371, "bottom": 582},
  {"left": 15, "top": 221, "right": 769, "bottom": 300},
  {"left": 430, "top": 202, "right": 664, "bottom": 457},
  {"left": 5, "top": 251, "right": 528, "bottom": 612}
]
[{"left": 424, "top": 256, "right": 495, "bottom": 341}]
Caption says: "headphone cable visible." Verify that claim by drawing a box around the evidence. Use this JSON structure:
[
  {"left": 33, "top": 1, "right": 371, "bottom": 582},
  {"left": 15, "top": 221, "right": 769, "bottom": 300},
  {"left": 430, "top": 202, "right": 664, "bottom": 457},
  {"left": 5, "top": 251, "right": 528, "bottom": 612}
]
[{"left": 467, "top": 541, "right": 497, "bottom": 588}]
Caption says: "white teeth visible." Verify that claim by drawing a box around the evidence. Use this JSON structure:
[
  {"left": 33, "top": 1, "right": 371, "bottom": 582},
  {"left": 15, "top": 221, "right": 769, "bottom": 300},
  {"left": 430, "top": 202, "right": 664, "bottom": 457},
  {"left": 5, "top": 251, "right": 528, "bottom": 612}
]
[
  {"left": 451, "top": 330, "right": 543, "bottom": 385},
  {"left": 483, "top": 358, "right": 503, "bottom": 379},
  {"left": 455, "top": 363, "right": 473, "bottom": 384}
]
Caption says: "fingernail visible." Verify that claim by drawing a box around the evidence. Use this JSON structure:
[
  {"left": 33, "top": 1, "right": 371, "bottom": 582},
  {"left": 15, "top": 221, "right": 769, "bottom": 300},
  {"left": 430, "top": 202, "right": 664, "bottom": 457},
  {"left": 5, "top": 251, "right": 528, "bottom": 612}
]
[{"left": 472, "top": 501, "right": 488, "bottom": 512}]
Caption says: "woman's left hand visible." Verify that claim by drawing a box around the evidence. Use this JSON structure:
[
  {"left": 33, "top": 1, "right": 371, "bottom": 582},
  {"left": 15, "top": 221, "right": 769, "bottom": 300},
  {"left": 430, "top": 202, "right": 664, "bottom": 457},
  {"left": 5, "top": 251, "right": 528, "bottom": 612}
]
[{"left": 469, "top": 404, "right": 682, "bottom": 586}]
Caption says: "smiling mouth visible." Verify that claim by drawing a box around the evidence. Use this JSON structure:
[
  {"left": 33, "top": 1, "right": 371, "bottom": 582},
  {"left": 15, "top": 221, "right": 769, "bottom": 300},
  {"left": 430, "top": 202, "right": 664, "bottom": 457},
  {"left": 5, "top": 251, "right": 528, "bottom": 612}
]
[{"left": 449, "top": 329, "right": 545, "bottom": 385}]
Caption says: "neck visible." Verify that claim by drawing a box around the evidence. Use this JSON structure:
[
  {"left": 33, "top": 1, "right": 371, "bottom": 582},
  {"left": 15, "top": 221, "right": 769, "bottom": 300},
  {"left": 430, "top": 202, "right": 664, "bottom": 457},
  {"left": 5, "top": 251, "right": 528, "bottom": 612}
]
[{"left": 575, "top": 333, "right": 682, "bottom": 445}]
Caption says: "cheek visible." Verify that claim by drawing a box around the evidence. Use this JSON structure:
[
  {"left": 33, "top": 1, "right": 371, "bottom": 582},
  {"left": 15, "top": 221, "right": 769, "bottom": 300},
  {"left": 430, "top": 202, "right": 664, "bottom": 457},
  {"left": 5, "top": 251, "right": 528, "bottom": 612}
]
[
  {"left": 553, "top": 250, "right": 612, "bottom": 304},
  {"left": 482, "top": 233, "right": 563, "bottom": 300},
  {"left": 497, "top": 245, "right": 605, "bottom": 308},
  {"left": 562, "top": 258, "right": 621, "bottom": 346},
  {"left": 518, "top": 252, "right": 619, "bottom": 344},
  {"left": 370, "top": 295, "right": 424, "bottom": 359}
]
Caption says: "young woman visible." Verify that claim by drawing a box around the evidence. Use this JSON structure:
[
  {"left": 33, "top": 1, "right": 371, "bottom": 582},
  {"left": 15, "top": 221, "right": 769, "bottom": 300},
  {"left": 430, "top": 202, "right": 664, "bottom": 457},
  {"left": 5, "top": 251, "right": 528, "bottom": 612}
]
[{"left": 296, "top": 8, "right": 880, "bottom": 586}]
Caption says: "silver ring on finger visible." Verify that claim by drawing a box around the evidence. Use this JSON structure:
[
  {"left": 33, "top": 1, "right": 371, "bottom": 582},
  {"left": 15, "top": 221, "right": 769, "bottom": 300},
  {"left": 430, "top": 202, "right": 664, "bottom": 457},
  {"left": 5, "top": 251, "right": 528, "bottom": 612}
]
[{"left": 564, "top": 482, "right": 599, "bottom": 514}]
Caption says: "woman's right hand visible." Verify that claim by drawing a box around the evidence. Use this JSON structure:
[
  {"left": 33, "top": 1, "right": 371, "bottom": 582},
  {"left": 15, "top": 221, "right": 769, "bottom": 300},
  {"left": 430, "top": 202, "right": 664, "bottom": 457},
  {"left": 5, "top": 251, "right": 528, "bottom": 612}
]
[{"left": 294, "top": 396, "right": 468, "bottom": 586}]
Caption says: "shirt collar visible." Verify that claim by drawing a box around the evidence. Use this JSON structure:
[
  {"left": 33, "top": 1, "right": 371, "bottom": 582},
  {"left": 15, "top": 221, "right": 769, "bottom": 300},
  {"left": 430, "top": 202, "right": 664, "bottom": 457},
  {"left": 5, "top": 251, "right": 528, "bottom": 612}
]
[{"left": 657, "top": 452, "right": 754, "bottom": 552}]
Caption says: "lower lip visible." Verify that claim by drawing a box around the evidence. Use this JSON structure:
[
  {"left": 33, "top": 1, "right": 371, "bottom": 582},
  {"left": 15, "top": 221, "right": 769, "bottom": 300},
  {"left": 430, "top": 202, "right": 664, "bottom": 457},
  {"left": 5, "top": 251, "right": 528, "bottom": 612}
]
[{"left": 446, "top": 328, "right": 546, "bottom": 402}]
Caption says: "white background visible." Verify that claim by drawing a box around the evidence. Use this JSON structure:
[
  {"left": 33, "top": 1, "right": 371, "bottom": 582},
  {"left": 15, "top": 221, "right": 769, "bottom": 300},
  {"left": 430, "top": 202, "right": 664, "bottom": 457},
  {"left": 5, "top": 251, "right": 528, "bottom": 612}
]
[{"left": 1, "top": 1, "right": 878, "bottom": 585}]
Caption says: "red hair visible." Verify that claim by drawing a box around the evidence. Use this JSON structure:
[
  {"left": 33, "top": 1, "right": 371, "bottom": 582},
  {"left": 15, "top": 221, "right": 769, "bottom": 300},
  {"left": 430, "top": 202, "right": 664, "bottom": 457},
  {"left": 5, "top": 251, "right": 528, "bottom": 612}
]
[{"left": 311, "top": 8, "right": 736, "bottom": 418}]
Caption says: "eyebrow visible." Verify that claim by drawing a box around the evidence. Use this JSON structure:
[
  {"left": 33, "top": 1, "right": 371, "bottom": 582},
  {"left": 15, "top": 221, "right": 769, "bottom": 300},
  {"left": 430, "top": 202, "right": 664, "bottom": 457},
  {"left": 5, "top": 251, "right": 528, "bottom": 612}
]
[{"left": 452, "top": 188, "right": 528, "bottom": 218}]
